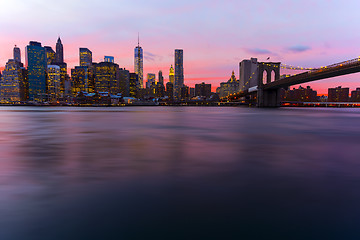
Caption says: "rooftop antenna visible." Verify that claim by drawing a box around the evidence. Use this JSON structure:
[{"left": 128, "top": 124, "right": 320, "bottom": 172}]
[{"left": 138, "top": 32, "right": 140, "bottom": 47}]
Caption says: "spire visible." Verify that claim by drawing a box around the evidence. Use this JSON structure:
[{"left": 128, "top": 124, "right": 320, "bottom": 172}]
[
  {"left": 137, "top": 33, "right": 139, "bottom": 47},
  {"left": 57, "top": 36, "right": 61, "bottom": 44}
]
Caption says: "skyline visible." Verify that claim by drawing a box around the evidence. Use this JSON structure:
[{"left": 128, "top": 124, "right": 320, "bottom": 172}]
[{"left": 1, "top": 0, "right": 360, "bottom": 93}]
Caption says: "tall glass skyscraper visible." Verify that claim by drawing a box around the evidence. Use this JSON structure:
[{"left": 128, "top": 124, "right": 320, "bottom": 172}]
[
  {"left": 174, "top": 49, "right": 184, "bottom": 100},
  {"left": 26, "top": 41, "right": 47, "bottom": 102},
  {"left": 134, "top": 38, "right": 143, "bottom": 88},
  {"left": 80, "top": 48, "right": 92, "bottom": 67},
  {"left": 174, "top": 49, "right": 184, "bottom": 88}
]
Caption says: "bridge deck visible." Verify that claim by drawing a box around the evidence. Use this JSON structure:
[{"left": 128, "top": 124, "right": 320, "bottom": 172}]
[{"left": 264, "top": 60, "right": 360, "bottom": 90}]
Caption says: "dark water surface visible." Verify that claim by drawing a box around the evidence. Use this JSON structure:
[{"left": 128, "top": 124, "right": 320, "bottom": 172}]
[{"left": 1, "top": 106, "right": 360, "bottom": 239}]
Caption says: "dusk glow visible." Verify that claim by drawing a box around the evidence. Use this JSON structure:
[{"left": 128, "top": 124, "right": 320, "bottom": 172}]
[{"left": 1, "top": 0, "right": 360, "bottom": 93}]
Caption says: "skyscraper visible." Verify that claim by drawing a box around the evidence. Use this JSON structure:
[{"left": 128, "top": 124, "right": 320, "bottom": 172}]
[
  {"left": 47, "top": 65, "right": 61, "bottom": 102},
  {"left": 0, "top": 59, "right": 27, "bottom": 103},
  {"left": 13, "top": 45, "right": 21, "bottom": 63},
  {"left": 44, "top": 46, "right": 55, "bottom": 65},
  {"left": 146, "top": 73, "right": 156, "bottom": 88},
  {"left": 80, "top": 48, "right": 92, "bottom": 67},
  {"left": 134, "top": 36, "right": 143, "bottom": 88},
  {"left": 169, "top": 65, "right": 174, "bottom": 84},
  {"left": 26, "top": 41, "right": 47, "bottom": 102},
  {"left": 55, "top": 37, "right": 64, "bottom": 63},
  {"left": 158, "top": 70, "right": 164, "bottom": 85},
  {"left": 174, "top": 49, "right": 184, "bottom": 88}
]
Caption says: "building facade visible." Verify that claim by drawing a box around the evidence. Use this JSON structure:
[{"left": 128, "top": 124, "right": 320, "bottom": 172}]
[
  {"left": 47, "top": 65, "right": 61, "bottom": 102},
  {"left": 169, "top": 65, "right": 174, "bottom": 84},
  {"left": 80, "top": 48, "right": 92, "bottom": 67},
  {"left": 328, "top": 86, "right": 349, "bottom": 102},
  {"left": 216, "top": 71, "right": 240, "bottom": 98},
  {"left": 13, "top": 45, "right": 21, "bottom": 63},
  {"left": 239, "top": 58, "right": 258, "bottom": 91},
  {"left": 134, "top": 43, "right": 143, "bottom": 88},
  {"left": 55, "top": 37, "right": 64, "bottom": 63},
  {"left": 93, "top": 62, "right": 120, "bottom": 95},
  {"left": 195, "top": 82, "right": 212, "bottom": 98},
  {"left": 26, "top": 41, "right": 47, "bottom": 102},
  {"left": 0, "top": 59, "right": 27, "bottom": 103},
  {"left": 174, "top": 49, "right": 184, "bottom": 100}
]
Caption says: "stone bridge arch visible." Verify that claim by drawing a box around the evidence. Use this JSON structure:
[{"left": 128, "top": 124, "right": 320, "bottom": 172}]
[{"left": 258, "top": 62, "right": 280, "bottom": 86}]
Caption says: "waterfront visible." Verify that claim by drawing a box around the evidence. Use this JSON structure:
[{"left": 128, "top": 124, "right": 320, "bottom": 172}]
[{"left": 1, "top": 106, "right": 360, "bottom": 239}]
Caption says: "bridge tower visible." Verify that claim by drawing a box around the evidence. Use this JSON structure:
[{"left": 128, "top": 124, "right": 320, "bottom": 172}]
[{"left": 257, "top": 62, "right": 281, "bottom": 107}]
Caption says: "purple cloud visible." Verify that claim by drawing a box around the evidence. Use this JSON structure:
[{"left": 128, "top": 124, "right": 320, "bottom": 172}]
[
  {"left": 245, "top": 48, "right": 272, "bottom": 55},
  {"left": 288, "top": 45, "right": 311, "bottom": 53}
]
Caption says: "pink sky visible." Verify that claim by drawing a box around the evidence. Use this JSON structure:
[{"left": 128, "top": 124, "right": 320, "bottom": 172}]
[{"left": 1, "top": 0, "right": 360, "bottom": 94}]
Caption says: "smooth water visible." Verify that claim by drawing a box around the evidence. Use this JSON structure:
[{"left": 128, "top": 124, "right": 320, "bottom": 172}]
[{"left": 1, "top": 106, "right": 360, "bottom": 239}]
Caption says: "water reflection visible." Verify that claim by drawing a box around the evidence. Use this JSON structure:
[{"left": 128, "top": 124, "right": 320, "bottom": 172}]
[{"left": 1, "top": 107, "right": 360, "bottom": 239}]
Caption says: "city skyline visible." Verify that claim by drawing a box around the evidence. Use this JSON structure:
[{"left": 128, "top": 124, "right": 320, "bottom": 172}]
[{"left": 1, "top": 0, "right": 360, "bottom": 94}]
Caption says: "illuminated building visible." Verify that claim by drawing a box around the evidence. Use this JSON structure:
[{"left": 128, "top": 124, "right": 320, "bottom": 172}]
[
  {"left": 104, "top": 56, "right": 115, "bottom": 63},
  {"left": 71, "top": 66, "right": 89, "bottom": 94},
  {"left": 174, "top": 49, "right": 184, "bottom": 100},
  {"left": 129, "top": 73, "right": 138, "bottom": 98},
  {"left": 166, "top": 82, "right": 174, "bottom": 100},
  {"left": 26, "top": 41, "right": 47, "bottom": 102},
  {"left": 216, "top": 71, "right": 240, "bottom": 98},
  {"left": 134, "top": 37, "right": 143, "bottom": 88},
  {"left": 195, "top": 82, "right": 212, "bottom": 98},
  {"left": 55, "top": 62, "right": 67, "bottom": 97},
  {"left": 80, "top": 48, "right": 92, "bottom": 67},
  {"left": 47, "top": 65, "right": 61, "bottom": 102},
  {"left": 93, "top": 62, "right": 120, "bottom": 95},
  {"left": 328, "top": 86, "right": 349, "bottom": 102},
  {"left": 146, "top": 73, "right": 156, "bottom": 89},
  {"left": 169, "top": 65, "right": 174, "bottom": 84},
  {"left": 119, "top": 68, "right": 130, "bottom": 97},
  {"left": 55, "top": 37, "right": 64, "bottom": 63},
  {"left": 44, "top": 46, "right": 55, "bottom": 65},
  {"left": 0, "top": 59, "right": 28, "bottom": 103},
  {"left": 13, "top": 45, "right": 21, "bottom": 63},
  {"left": 158, "top": 70, "right": 164, "bottom": 85}
]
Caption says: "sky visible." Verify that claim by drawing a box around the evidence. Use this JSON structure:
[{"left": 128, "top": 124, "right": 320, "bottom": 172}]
[{"left": 0, "top": 0, "right": 360, "bottom": 94}]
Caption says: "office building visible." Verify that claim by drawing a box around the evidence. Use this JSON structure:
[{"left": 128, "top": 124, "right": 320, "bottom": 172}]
[
  {"left": 0, "top": 59, "right": 27, "bottom": 103},
  {"left": 134, "top": 39, "right": 143, "bottom": 88},
  {"left": 239, "top": 58, "right": 258, "bottom": 90},
  {"left": 26, "top": 41, "right": 47, "bottom": 101},
  {"left": 13, "top": 45, "right": 21, "bottom": 63},
  {"left": 80, "top": 48, "right": 92, "bottom": 67},
  {"left": 44, "top": 46, "right": 55, "bottom": 65},
  {"left": 119, "top": 68, "right": 130, "bottom": 97},
  {"left": 71, "top": 66, "right": 90, "bottom": 94},
  {"left": 55, "top": 37, "right": 64, "bottom": 63},
  {"left": 93, "top": 62, "right": 120, "bottom": 95},
  {"left": 129, "top": 73, "right": 139, "bottom": 98},
  {"left": 158, "top": 70, "right": 164, "bottom": 85},
  {"left": 195, "top": 82, "right": 212, "bottom": 98},
  {"left": 146, "top": 73, "right": 156, "bottom": 88},
  {"left": 166, "top": 82, "right": 174, "bottom": 100},
  {"left": 47, "top": 65, "right": 61, "bottom": 102}
]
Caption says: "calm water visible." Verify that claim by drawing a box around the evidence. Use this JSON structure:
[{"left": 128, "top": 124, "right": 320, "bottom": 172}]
[{"left": 1, "top": 106, "right": 360, "bottom": 239}]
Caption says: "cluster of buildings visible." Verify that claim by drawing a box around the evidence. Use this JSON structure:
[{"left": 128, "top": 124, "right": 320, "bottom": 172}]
[{"left": 1, "top": 38, "right": 217, "bottom": 105}]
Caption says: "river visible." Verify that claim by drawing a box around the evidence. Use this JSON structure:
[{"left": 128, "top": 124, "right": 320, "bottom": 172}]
[{"left": 1, "top": 106, "right": 360, "bottom": 239}]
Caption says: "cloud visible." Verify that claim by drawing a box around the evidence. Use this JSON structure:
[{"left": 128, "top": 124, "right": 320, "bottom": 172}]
[
  {"left": 245, "top": 48, "right": 272, "bottom": 55},
  {"left": 287, "top": 45, "right": 311, "bottom": 53},
  {"left": 144, "top": 51, "right": 158, "bottom": 62}
]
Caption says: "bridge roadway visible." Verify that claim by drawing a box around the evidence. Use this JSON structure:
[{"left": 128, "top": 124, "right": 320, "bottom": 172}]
[{"left": 264, "top": 58, "right": 360, "bottom": 90}]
